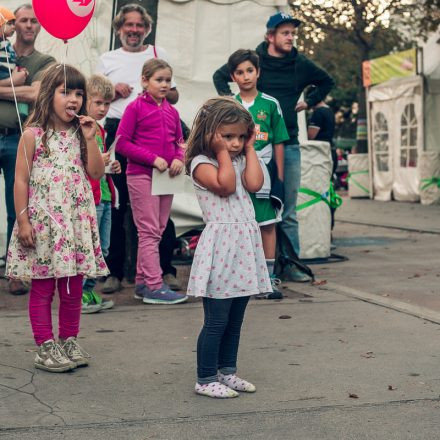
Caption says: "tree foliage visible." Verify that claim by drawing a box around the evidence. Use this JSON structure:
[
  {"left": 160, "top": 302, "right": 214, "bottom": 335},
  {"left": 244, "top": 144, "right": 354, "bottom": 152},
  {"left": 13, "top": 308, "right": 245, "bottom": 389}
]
[
  {"left": 418, "top": 0, "right": 440, "bottom": 40},
  {"left": 289, "top": 0, "right": 422, "bottom": 146}
]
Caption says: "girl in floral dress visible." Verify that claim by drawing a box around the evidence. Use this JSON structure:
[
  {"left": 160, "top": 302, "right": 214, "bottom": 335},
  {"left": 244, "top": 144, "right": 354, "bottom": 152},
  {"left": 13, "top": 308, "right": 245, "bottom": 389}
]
[
  {"left": 6, "top": 64, "right": 108, "bottom": 373},
  {"left": 185, "top": 97, "right": 272, "bottom": 398}
]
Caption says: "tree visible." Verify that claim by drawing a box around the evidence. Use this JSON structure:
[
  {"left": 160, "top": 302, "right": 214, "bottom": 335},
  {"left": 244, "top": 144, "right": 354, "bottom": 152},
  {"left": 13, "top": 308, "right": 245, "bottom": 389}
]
[
  {"left": 418, "top": 0, "right": 440, "bottom": 40},
  {"left": 289, "top": 0, "right": 421, "bottom": 152}
]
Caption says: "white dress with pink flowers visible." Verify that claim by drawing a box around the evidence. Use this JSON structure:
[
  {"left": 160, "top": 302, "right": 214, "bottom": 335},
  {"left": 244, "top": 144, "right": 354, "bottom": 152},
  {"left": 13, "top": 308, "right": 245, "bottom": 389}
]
[
  {"left": 187, "top": 154, "right": 272, "bottom": 299},
  {"left": 6, "top": 126, "right": 108, "bottom": 280}
]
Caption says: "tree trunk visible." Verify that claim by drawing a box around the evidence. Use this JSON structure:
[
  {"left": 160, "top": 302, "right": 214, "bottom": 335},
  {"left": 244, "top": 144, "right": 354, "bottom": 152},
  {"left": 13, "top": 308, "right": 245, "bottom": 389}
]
[{"left": 356, "top": 47, "right": 370, "bottom": 153}]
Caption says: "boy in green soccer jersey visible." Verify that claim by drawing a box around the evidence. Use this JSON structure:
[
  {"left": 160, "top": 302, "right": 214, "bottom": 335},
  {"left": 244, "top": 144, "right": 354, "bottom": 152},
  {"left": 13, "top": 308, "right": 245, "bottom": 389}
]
[{"left": 228, "top": 49, "right": 290, "bottom": 299}]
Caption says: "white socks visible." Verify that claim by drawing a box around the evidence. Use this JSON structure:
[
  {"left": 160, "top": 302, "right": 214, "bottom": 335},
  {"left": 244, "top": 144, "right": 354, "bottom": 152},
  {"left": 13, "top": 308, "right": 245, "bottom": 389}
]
[
  {"left": 218, "top": 373, "right": 256, "bottom": 392},
  {"left": 195, "top": 381, "right": 238, "bottom": 398},
  {"left": 195, "top": 374, "right": 256, "bottom": 398}
]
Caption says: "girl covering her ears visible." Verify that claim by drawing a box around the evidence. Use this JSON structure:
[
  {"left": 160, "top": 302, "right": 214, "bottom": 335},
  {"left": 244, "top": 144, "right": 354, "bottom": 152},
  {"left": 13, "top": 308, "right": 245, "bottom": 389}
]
[
  {"left": 185, "top": 97, "right": 272, "bottom": 398},
  {"left": 116, "top": 58, "right": 187, "bottom": 305},
  {"left": 6, "top": 64, "right": 108, "bottom": 373}
]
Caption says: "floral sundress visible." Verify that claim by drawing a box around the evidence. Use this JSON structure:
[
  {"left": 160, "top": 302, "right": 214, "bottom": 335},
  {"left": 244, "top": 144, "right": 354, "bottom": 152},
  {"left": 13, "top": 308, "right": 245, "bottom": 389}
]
[
  {"left": 186, "top": 155, "right": 272, "bottom": 298},
  {"left": 6, "top": 126, "right": 109, "bottom": 280}
]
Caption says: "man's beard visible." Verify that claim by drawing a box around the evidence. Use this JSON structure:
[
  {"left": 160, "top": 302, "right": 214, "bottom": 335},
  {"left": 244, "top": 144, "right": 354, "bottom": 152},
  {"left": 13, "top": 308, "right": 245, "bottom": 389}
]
[
  {"left": 120, "top": 32, "right": 145, "bottom": 49},
  {"left": 274, "top": 42, "right": 292, "bottom": 55}
]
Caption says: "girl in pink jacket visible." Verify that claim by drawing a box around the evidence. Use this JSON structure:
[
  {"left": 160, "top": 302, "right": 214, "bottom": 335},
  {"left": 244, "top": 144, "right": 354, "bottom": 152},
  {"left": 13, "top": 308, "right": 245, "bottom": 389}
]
[{"left": 116, "top": 59, "right": 187, "bottom": 305}]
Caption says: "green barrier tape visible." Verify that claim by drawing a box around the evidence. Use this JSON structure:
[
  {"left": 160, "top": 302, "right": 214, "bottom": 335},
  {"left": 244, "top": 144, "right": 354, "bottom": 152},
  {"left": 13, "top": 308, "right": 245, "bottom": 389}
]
[
  {"left": 328, "top": 182, "right": 343, "bottom": 209},
  {"left": 347, "top": 170, "right": 369, "bottom": 194},
  {"left": 421, "top": 177, "right": 440, "bottom": 190},
  {"left": 297, "top": 182, "right": 343, "bottom": 212}
]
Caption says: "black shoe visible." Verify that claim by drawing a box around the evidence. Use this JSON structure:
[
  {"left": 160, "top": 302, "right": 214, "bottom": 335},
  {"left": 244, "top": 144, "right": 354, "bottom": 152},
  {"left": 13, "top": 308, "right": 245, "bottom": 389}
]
[{"left": 265, "top": 290, "right": 283, "bottom": 300}]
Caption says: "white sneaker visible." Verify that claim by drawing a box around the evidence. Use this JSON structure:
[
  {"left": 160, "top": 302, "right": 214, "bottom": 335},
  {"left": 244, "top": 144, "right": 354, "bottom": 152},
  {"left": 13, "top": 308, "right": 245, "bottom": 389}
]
[
  {"left": 59, "top": 337, "right": 90, "bottom": 368},
  {"left": 34, "top": 340, "right": 75, "bottom": 372}
]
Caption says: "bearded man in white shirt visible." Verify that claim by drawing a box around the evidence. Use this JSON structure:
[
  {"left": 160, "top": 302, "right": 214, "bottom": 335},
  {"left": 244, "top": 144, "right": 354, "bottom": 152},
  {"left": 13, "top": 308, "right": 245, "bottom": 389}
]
[{"left": 96, "top": 3, "right": 179, "bottom": 294}]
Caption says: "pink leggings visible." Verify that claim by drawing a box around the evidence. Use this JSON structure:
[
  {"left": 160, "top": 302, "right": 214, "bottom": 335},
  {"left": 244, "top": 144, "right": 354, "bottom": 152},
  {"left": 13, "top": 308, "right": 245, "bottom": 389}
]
[
  {"left": 29, "top": 275, "right": 83, "bottom": 345},
  {"left": 127, "top": 174, "right": 173, "bottom": 289}
]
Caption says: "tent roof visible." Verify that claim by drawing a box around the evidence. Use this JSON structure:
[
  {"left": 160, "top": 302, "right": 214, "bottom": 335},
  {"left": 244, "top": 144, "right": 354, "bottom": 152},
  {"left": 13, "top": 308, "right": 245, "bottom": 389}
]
[{"left": 368, "top": 75, "right": 422, "bottom": 102}]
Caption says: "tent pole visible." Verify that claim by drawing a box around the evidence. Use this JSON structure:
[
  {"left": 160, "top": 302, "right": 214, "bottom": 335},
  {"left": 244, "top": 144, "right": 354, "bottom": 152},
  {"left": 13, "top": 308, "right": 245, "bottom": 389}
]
[
  {"left": 365, "top": 86, "right": 374, "bottom": 199},
  {"left": 110, "top": 0, "right": 117, "bottom": 51}
]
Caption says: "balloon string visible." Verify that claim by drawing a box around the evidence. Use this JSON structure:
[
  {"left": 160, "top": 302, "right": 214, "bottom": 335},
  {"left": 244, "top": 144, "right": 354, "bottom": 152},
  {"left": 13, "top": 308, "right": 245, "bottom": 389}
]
[{"left": 64, "top": 41, "right": 68, "bottom": 96}]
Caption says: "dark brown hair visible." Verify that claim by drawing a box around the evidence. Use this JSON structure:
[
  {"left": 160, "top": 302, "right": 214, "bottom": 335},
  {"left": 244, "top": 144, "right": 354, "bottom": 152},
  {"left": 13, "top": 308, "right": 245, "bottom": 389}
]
[
  {"left": 25, "top": 64, "right": 88, "bottom": 164},
  {"left": 227, "top": 49, "right": 260, "bottom": 75},
  {"left": 185, "top": 97, "right": 255, "bottom": 173}
]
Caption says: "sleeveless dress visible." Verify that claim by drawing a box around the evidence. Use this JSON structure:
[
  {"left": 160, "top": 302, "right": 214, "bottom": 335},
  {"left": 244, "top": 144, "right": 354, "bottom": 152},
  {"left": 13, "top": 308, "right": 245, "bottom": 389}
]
[
  {"left": 6, "top": 127, "right": 109, "bottom": 280},
  {"left": 186, "top": 154, "right": 272, "bottom": 298}
]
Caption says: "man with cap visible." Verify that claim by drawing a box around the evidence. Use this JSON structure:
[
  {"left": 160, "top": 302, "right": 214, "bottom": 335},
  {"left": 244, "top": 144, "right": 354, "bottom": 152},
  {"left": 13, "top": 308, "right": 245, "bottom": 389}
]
[
  {"left": 0, "top": 4, "right": 55, "bottom": 295},
  {"left": 213, "top": 11, "right": 334, "bottom": 283}
]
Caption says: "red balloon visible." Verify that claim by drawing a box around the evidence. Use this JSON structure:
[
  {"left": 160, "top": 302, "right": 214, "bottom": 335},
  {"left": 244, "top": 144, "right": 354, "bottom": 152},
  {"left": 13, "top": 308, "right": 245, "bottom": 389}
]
[{"left": 32, "top": 0, "right": 95, "bottom": 41}]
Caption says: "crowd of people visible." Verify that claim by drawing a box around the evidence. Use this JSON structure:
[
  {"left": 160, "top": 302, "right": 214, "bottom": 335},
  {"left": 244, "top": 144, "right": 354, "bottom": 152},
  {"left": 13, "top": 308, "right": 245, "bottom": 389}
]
[{"left": 0, "top": 4, "right": 334, "bottom": 397}]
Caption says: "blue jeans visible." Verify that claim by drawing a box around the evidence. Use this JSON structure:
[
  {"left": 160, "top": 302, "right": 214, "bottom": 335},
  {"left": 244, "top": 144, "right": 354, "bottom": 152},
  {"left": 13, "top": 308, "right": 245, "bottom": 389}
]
[
  {"left": 83, "top": 201, "right": 112, "bottom": 291},
  {"left": 197, "top": 296, "right": 250, "bottom": 384},
  {"left": 0, "top": 133, "right": 19, "bottom": 249},
  {"left": 279, "top": 144, "right": 301, "bottom": 258}
]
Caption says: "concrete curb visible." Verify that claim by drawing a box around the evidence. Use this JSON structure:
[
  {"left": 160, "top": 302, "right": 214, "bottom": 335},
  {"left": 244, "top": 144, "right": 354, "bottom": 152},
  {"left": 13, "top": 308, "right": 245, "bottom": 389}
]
[
  {"left": 323, "top": 281, "right": 440, "bottom": 325},
  {"left": 336, "top": 219, "right": 440, "bottom": 235}
]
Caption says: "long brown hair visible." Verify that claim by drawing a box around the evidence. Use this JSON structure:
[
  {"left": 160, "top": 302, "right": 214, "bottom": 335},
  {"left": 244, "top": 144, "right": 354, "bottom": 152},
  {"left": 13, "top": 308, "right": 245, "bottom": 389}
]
[
  {"left": 185, "top": 97, "right": 255, "bottom": 174},
  {"left": 25, "top": 64, "right": 88, "bottom": 164}
]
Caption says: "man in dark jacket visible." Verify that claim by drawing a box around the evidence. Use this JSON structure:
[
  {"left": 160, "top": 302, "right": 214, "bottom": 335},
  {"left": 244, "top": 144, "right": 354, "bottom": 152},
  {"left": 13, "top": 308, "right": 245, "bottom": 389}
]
[{"left": 213, "top": 12, "right": 334, "bottom": 282}]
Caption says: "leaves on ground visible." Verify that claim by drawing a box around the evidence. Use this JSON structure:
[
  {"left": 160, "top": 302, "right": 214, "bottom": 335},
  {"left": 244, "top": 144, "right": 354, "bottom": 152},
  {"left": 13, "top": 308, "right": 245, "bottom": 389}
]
[
  {"left": 388, "top": 385, "right": 396, "bottom": 390},
  {"left": 349, "top": 393, "right": 359, "bottom": 398},
  {"left": 279, "top": 315, "right": 292, "bottom": 319},
  {"left": 311, "top": 280, "right": 327, "bottom": 286},
  {"left": 361, "top": 351, "right": 375, "bottom": 359}
]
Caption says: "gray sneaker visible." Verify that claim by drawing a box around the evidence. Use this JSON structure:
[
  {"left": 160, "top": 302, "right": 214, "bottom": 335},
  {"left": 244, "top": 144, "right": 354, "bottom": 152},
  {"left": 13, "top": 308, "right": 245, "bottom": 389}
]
[
  {"left": 81, "top": 302, "right": 102, "bottom": 314},
  {"left": 34, "top": 340, "right": 75, "bottom": 372},
  {"left": 255, "top": 277, "right": 283, "bottom": 300},
  {"left": 101, "top": 276, "right": 122, "bottom": 294},
  {"left": 60, "top": 337, "right": 90, "bottom": 368},
  {"left": 163, "top": 273, "right": 182, "bottom": 291},
  {"left": 143, "top": 283, "right": 188, "bottom": 305},
  {"left": 281, "top": 266, "right": 312, "bottom": 283},
  {"left": 134, "top": 283, "right": 151, "bottom": 300}
]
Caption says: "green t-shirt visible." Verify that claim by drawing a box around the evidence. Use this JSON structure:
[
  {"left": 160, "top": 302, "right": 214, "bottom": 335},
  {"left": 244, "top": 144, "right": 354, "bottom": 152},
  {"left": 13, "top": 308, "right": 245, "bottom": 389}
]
[
  {"left": 0, "top": 49, "right": 56, "bottom": 129},
  {"left": 96, "top": 127, "right": 111, "bottom": 202},
  {"left": 235, "top": 91, "right": 289, "bottom": 151}
]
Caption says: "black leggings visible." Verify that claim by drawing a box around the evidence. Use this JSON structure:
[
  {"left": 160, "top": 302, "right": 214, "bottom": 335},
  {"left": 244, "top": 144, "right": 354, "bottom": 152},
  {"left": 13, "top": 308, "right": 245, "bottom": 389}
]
[{"left": 197, "top": 296, "right": 250, "bottom": 383}]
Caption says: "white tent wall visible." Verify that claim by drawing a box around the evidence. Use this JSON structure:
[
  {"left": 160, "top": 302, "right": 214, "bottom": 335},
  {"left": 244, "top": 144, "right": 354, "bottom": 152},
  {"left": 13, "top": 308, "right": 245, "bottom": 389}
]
[
  {"left": 368, "top": 75, "right": 424, "bottom": 202},
  {"left": 370, "top": 99, "right": 394, "bottom": 201},
  {"left": 424, "top": 73, "right": 440, "bottom": 153},
  {"left": 155, "top": 0, "right": 288, "bottom": 125}
]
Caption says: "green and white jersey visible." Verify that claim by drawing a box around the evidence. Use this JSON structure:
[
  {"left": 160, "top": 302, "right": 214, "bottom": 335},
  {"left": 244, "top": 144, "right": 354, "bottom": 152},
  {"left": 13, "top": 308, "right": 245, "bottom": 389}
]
[{"left": 235, "top": 92, "right": 289, "bottom": 151}]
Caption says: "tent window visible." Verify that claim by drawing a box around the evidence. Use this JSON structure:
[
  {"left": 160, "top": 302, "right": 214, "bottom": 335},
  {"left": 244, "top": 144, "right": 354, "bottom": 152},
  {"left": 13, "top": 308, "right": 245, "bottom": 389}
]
[
  {"left": 373, "top": 112, "right": 389, "bottom": 172},
  {"left": 400, "top": 103, "right": 418, "bottom": 168}
]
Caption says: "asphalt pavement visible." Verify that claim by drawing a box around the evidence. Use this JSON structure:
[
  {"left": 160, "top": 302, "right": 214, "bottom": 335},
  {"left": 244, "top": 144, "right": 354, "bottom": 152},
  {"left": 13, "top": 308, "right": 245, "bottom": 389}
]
[{"left": 1, "top": 197, "right": 439, "bottom": 439}]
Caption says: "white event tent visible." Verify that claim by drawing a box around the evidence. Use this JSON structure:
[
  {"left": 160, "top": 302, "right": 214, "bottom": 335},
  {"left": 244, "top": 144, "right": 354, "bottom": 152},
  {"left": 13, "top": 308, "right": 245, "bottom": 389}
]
[
  {"left": 368, "top": 34, "right": 440, "bottom": 202},
  {"left": 0, "top": 0, "right": 290, "bottom": 252}
]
